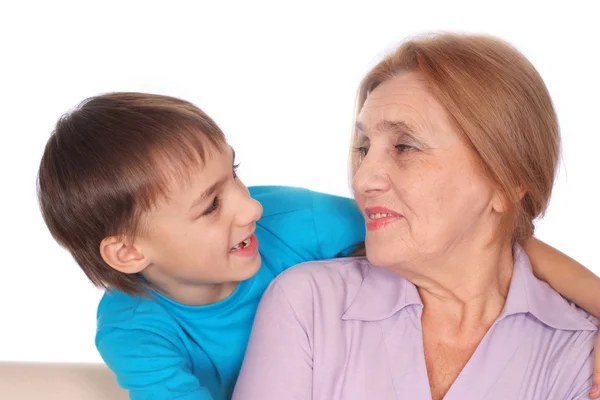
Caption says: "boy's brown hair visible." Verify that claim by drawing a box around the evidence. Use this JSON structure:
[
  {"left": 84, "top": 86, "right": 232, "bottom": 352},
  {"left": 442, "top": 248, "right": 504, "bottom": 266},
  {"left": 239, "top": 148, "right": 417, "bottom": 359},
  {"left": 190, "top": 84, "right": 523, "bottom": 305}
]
[{"left": 37, "top": 92, "right": 227, "bottom": 295}]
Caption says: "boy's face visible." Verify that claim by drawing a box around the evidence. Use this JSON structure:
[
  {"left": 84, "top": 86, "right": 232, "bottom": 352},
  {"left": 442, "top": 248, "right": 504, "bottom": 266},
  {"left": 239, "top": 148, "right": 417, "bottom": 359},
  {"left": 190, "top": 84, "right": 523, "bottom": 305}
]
[{"left": 134, "top": 145, "right": 263, "bottom": 298}]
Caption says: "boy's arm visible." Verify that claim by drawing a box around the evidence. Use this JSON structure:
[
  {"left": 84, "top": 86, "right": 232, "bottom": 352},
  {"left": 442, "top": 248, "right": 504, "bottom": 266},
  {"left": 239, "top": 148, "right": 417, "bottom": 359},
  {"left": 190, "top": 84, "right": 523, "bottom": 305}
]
[
  {"left": 311, "top": 191, "right": 365, "bottom": 259},
  {"left": 526, "top": 238, "right": 600, "bottom": 317},
  {"left": 525, "top": 238, "right": 600, "bottom": 399},
  {"left": 97, "top": 327, "right": 213, "bottom": 400},
  {"left": 251, "top": 186, "right": 365, "bottom": 272}
]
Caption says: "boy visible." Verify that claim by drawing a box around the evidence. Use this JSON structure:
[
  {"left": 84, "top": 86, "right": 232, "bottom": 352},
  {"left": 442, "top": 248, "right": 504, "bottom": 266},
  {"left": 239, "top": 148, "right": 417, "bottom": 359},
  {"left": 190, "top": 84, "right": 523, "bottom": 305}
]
[
  {"left": 38, "top": 92, "right": 364, "bottom": 399},
  {"left": 37, "top": 92, "right": 600, "bottom": 399}
]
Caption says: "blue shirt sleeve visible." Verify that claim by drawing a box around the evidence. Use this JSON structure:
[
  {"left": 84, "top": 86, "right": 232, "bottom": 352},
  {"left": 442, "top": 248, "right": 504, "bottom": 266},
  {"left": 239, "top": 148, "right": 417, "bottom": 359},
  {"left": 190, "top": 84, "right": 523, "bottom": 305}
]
[
  {"left": 251, "top": 186, "right": 365, "bottom": 273},
  {"left": 96, "top": 327, "right": 214, "bottom": 400},
  {"left": 310, "top": 189, "right": 365, "bottom": 258}
]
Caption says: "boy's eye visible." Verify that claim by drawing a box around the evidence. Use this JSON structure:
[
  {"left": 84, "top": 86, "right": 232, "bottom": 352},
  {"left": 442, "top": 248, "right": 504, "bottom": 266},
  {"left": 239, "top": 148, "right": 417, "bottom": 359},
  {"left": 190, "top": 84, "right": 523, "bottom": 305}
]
[
  {"left": 198, "top": 163, "right": 239, "bottom": 219},
  {"left": 202, "top": 197, "right": 219, "bottom": 216}
]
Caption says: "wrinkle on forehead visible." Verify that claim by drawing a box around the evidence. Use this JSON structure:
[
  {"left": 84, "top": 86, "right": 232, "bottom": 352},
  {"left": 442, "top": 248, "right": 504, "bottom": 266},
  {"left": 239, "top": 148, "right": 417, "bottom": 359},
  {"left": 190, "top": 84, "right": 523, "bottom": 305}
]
[{"left": 358, "top": 74, "right": 456, "bottom": 148}]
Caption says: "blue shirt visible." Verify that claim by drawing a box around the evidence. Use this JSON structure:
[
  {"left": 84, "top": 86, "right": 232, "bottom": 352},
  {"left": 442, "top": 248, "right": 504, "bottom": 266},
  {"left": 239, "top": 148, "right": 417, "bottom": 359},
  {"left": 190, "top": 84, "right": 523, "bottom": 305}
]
[{"left": 96, "top": 186, "right": 365, "bottom": 400}]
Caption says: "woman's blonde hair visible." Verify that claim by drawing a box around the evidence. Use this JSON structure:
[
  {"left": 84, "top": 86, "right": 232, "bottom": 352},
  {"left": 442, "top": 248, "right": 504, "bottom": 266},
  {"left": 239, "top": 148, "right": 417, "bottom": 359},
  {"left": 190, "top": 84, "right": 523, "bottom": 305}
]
[{"left": 351, "top": 33, "right": 560, "bottom": 244}]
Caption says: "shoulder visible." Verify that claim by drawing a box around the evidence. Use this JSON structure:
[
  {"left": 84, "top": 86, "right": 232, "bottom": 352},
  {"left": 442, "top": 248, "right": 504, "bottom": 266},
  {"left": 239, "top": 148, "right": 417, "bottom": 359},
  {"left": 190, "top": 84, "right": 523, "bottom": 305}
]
[
  {"left": 546, "top": 307, "right": 599, "bottom": 358},
  {"left": 545, "top": 306, "right": 598, "bottom": 368},
  {"left": 510, "top": 248, "right": 598, "bottom": 396},
  {"left": 252, "top": 258, "right": 370, "bottom": 338},
  {"left": 511, "top": 246, "right": 598, "bottom": 333},
  {"left": 95, "top": 290, "right": 190, "bottom": 367},
  {"left": 275, "top": 256, "right": 369, "bottom": 282},
  {"left": 96, "top": 290, "right": 177, "bottom": 336},
  {"left": 543, "top": 310, "right": 598, "bottom": 398},
  {"left": 269, "top": 257, "right": 370, "bottom": 308}
]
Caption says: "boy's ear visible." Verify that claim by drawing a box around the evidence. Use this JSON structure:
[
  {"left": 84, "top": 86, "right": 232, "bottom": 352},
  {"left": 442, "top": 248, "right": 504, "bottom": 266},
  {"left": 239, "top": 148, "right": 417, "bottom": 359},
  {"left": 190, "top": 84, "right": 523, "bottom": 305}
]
[{"left": 100, "top": 236, "right": 150, "bottom": 274}]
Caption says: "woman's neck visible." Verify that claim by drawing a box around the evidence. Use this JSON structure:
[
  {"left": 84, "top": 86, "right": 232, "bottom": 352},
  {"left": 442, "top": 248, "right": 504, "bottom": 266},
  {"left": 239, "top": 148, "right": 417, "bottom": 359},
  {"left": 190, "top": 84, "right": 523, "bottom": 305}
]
[
  {"left": 413, "top": 240, "right": 515, "bottom": 400},
  {"left": 412, "top": 240, "right": 514, "bottom": 328}
]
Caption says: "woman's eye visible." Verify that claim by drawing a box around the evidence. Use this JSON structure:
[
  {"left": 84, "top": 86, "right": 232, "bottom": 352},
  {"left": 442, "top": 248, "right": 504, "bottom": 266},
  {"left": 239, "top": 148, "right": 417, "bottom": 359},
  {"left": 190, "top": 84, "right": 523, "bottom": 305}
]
[
  {"left": 202, "top": 197, "right": 219, "bottom": 216},
  {"left": 395, "top": 144, "right": 415, "bottom": 152},
  {"left": 354, "top": 147, "right": 368, "bottom": 157},
  {"left": 354, "top": 144, "right": 415, "bottom": 159}
]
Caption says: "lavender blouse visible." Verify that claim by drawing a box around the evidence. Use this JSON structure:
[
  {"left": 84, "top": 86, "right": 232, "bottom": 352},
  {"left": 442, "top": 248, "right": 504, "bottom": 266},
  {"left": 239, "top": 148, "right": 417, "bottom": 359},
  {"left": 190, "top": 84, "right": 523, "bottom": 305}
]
[{"left": 233, "top": 247, "right": 597, "bottom": 399}]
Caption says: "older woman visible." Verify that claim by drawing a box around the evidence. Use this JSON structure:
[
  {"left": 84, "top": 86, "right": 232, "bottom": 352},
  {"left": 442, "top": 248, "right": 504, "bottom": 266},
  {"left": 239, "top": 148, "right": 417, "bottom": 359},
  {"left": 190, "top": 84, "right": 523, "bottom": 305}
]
[{"left": 232, "top": 34, "right": 598, "bottom": 399}]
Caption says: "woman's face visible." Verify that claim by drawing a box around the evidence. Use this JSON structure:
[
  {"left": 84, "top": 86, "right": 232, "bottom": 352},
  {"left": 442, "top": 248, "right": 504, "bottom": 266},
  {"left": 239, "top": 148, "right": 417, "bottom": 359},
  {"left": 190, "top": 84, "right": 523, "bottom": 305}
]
[{"left": 352, "top": 73, "right": 504, "bottom": 271}]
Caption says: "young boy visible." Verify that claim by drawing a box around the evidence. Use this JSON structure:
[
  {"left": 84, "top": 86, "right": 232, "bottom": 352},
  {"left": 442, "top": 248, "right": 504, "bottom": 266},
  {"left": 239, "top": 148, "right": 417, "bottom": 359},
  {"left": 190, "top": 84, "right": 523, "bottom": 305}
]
[{"left": 37, "top": 92, "right": 600, "bottom": 399}]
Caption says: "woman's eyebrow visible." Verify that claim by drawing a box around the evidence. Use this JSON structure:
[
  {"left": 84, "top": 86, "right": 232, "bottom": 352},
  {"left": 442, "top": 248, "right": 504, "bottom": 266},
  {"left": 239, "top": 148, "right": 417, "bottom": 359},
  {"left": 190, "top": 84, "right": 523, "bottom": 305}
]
[{"left": 355, "top": 120, "right": 424, "bottom": 142}]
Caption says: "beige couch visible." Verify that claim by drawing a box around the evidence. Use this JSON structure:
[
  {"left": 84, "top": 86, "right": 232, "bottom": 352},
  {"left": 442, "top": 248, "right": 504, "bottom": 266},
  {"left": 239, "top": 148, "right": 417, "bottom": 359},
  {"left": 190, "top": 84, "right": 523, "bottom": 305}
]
[{"left": 0, "top": 362, "right": 128, "bottom": 399}]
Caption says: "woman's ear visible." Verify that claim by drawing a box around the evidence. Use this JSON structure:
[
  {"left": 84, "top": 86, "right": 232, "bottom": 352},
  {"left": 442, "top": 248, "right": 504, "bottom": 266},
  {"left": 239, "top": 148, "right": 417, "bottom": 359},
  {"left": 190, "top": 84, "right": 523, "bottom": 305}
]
[
  {"left": 491, "top": 190, "right": 507, "bottom": 214},
  {"left": 100, "top": 236, "right": 150, "bottom": 274},
  {"left": 491, "top": 184, "right": 527, "bottom": 214},
  {"left": 517, "top": 184, "right": 527, "bottom": 200}
]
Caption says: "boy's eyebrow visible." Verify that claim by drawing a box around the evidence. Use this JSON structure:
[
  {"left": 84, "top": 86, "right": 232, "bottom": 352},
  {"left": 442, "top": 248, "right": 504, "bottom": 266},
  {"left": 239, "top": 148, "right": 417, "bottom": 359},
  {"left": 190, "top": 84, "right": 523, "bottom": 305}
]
[{"left": 189, "top": 146, "right": 235, "bottom": 211}]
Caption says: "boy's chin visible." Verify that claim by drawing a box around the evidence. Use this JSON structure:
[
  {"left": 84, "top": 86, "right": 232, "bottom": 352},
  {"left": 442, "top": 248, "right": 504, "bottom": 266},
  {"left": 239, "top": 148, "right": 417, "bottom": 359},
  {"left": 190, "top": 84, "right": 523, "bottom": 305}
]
[{"left": 231, "top": 253, "right": 262, "bottom": 282}]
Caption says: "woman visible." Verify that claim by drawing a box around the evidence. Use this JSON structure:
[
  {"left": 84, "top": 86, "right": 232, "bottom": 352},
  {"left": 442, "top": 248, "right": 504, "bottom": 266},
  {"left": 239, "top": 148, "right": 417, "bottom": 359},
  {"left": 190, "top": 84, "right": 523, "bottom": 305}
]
[{"left": 233, "top": 33, "right": 598, "bottom": 399}]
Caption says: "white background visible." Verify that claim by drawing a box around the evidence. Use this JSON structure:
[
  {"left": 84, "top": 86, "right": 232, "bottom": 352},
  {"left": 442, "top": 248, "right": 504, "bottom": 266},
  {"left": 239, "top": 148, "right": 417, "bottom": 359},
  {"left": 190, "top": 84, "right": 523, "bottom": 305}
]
[{"left": 0, "top": 0, "right": 598, "bottom": 364}]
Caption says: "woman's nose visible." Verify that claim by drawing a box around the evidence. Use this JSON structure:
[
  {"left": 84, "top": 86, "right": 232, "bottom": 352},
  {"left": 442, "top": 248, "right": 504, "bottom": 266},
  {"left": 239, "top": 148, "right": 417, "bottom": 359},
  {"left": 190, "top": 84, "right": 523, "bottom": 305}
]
[{"left": 352, "top": 151, "right": 392, "bottom": 197}]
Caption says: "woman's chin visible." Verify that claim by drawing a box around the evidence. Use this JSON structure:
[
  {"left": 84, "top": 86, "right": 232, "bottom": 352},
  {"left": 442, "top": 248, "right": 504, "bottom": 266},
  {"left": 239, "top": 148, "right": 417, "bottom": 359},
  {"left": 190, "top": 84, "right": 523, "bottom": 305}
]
[{"left": 365, "top": 246, "right": 403, "bottom": 268}]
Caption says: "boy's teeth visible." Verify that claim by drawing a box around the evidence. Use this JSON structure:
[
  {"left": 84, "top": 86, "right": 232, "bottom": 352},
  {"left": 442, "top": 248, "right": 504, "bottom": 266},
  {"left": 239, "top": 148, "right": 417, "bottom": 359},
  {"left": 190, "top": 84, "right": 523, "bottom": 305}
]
[{"left": 232, "top": 237, "right": 252, "bottom": 252}]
